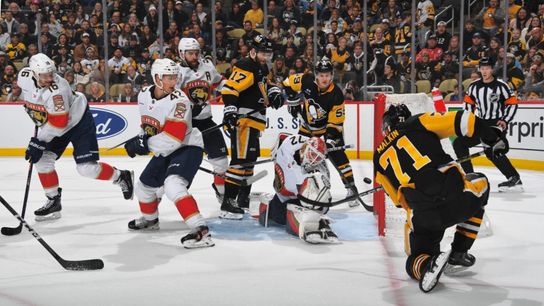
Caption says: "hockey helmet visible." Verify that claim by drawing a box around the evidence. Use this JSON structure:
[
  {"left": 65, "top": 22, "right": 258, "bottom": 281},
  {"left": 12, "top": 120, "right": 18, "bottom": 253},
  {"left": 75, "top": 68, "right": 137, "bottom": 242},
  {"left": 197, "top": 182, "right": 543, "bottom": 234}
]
[
  {"left": 29, "top": 53, "right": 56, "bottom": 80},
  {"left": 178, "top": 37, "right": 200, "bottom": 66},
  {"left": 251, "top": 34, "right": 273, "bottom": 53},
  {"left": 315, "top": 58, "right": 334, "bottom": 74},
  {"left": 300, "top": 137, "right": 327, "bottom": 171},
  {"left": 382, "top": 103, "right": 412, "bottom": 134},
  {"left": 478, "top": 57, "right": 495, "bottom": 67},
  {"left": 151, "top": 58, "right": 180, "bottom": 89}
]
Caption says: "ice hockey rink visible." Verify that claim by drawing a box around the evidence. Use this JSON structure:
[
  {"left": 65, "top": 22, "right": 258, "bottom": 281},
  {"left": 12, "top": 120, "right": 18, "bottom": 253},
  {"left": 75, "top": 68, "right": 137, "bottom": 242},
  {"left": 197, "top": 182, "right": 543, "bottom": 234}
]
[{"left": 0, "top": 156, "right": 543, "bottom": 306}]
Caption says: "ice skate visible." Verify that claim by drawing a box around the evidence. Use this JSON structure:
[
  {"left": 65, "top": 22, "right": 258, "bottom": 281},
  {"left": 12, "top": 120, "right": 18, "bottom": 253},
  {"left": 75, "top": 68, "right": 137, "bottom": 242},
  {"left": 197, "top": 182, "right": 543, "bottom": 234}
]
[
  {"left": 128, "top": 216, "right": 159, "bottom": 231},
  {"left": 303, "top": 219, "right": 340, "bottom": 244},
  {"left": 419, "top": 250, "right": 452, "bottom": 293},
  {"left": 219, "top": 198, "right": 244, "bottom": 220},
  {"left": 35, "top": 188, "right": 62, "bottom": 221},
  {"left": 444, "top": 251, "right": 475, "bottom": 275},
  {"left": 181, "top": 225, "right": 215, "bottom": 249},
  {"left": 498, "top": 176, "right": 523, "bottom": 192},
  {"left": 115, "top": 169, "right": 134, "bottom": 200}
]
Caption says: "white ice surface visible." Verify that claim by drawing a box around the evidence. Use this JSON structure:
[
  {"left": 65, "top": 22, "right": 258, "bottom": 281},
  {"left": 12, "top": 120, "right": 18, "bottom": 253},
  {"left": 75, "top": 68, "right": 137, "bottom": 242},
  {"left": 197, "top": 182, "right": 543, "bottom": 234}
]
[{"left": 0, "top": 157, "right": 543, "bottom": 306}]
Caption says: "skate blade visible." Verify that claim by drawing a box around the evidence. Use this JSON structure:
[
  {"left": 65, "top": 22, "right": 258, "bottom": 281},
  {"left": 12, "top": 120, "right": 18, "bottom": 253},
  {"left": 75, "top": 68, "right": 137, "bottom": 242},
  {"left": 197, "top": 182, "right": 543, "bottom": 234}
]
[
  {"left": 219, "top": 211, "right": 244, "bottom": 220},
  {"left": 35, "top": 212, "right": 61, "bottom": 222},
  {"left": 303, "top": 234, "right": 341, "bottom": 244},
  {"left": 182, "top": 236, "right": 215, "bottom": 249},
  {"left": 444, "top": 264, "right": 470, "bottom": 275},
  {"left": 498, "top": 185, "right": 524, "bottom": 193},
  {"left": 128, "top": 224, "right": 160, "bottom": 231},
  {"left": 125, "top": 171, "right": 135, "bottom": 200},
  {"left": 419, "top": 250, "right": 452, "bottom": 293}
]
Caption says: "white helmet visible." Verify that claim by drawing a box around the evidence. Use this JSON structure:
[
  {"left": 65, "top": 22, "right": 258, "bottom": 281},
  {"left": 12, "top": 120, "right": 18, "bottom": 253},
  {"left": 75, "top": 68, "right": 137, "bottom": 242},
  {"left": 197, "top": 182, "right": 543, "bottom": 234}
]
[
  {"left": 178, "top": 38, "right": 200, "bottom": 67},
  {"left": 151, "top": 58, "right": 180, "bottom": 91},
  {"left": 29, "top": 53, "right": 56, "bottom": 79}
]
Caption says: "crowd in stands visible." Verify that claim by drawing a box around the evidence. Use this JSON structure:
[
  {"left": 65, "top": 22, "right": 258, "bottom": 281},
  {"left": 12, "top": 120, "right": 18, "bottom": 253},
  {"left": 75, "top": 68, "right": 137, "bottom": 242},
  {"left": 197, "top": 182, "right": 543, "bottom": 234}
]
[{"left": 1, "top": 0, "right": 544, "bottom": 102}]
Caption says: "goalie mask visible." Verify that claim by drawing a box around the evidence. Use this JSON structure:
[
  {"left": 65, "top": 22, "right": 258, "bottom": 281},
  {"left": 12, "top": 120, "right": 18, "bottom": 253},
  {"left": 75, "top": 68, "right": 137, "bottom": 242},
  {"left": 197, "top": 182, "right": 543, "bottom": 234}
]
[
  {"left": 300, "top": 137, "right": 326, "bottom": 172},
  {"left": 382, "top": 103, "right": 412, "bottom": 134}
]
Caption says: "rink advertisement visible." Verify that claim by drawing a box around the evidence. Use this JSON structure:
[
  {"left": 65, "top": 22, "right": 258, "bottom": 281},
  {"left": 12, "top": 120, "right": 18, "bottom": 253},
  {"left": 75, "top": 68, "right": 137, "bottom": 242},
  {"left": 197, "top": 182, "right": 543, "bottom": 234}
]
[{"left": 0, "top": 101, "right": 543, "bottom": 169}]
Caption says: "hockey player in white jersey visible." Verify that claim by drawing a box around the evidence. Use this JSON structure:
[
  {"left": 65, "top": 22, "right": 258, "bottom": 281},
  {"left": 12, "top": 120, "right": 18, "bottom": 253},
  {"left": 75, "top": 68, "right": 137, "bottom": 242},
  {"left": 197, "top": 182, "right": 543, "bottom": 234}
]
[
  {"left": 18, "top": 53, "right": 133, "bottom": 221},
  {"left": 258, "top": 133, "right": 339, "bottom": 244},
  {"left": 177, "top": 38, "right": 229, "bottom": 205},
  {"left": 124, "top": 58, "right": 213, "bottom": 249}
]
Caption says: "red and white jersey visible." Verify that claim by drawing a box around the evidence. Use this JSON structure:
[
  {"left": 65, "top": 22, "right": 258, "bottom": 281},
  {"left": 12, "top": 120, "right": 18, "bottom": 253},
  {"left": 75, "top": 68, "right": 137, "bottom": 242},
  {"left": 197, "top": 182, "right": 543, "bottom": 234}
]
[
  {"left": 138, "top": 85, "right": 203, "bottom": 157},
  {"left": 18, "top": 67, "right": 87, "bottom": 142},
  {"left": 273, "top": 134, "right": 311, "bottom": 202},
  {"left": 177, "top": 59, "right": 224, "bottom": 120}
]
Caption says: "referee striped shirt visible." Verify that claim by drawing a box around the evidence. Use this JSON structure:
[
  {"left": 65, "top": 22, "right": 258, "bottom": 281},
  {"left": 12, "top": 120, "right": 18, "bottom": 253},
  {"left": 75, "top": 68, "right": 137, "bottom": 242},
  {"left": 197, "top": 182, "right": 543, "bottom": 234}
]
[{"left": 464, "top": 78, "right": 518, "bottom": 122}]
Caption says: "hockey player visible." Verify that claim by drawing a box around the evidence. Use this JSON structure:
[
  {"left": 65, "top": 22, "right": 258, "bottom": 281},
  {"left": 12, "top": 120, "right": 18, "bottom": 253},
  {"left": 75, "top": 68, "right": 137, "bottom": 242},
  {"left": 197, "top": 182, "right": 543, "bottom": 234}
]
[
  {"left": 124, "top": 58, "right": 213, "bottom": 249},
  {"left": 282, "top": 58, "right": 361, "bottom": 207},
  {"left": 259, "top": 133, "right": 339, "bottom": 244},
  {"left": 18, "top": 53, "right": 133, "bottom": 221},
  {"left": 219, "top": 34, "right": 284, "bottom": 219},
  {"left": 176, "top": 38, "right": 229, "bottom": 204},
  {"left": 373, "top": 104, "right": 507, "bottom": 292}
]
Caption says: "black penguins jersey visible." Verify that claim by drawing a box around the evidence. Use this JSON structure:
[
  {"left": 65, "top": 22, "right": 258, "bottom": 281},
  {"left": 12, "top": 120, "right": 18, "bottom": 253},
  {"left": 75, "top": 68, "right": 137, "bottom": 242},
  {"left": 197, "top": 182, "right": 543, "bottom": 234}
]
[
  {"left": 221, "top": 57, "right": 270, "bottom": 131},
  {"left": 283, "top": 73, "right": 345, "bottom": 138},
  {"left": 373, "top": 111, "right": 495, "bottom": 210}
]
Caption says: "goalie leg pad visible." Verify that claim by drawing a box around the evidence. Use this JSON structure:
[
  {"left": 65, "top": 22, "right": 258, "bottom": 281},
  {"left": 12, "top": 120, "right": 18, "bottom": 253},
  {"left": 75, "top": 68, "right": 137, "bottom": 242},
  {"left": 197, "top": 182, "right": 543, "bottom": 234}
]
[
  {"left": 285, "top": 204, "right": 321, "bottom": 239},
  {"left": 259, "top": 194, "right": 287, "bottom": 227}
]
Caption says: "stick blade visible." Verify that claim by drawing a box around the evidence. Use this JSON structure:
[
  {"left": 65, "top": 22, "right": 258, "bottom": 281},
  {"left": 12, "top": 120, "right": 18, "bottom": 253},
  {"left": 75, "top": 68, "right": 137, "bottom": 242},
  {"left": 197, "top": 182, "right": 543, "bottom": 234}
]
[
  {"left": 243, "top": 170, "right": 268, "bottom": 186},
  {"left": 61, "top": 259, "right": 104, "bottom": 271},
  {"left": 1, "top": 224, "right": 23, "bottom": 236}
]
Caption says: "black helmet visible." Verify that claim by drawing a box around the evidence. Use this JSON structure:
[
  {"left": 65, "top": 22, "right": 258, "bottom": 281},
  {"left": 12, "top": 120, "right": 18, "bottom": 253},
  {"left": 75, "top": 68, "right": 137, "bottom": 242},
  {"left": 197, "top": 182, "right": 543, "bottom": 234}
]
[
  {"left": 315, "top": 58, "right": 333, "bottom": 74},
  {"left": 479, "top": 57, "right": 495, "bottom": 67},
  {"left": 251, "top": 34, "right": 273, "bottom": 52},
  {"left": 382, "top": 103, "right": 412, "bottom": 133}
]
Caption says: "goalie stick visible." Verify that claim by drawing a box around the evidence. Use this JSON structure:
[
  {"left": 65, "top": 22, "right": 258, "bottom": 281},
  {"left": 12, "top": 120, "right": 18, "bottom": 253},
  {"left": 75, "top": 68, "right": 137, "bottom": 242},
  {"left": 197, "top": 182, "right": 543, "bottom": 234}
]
[
  {"left": 198, "top": 166, "right": 268, "bottom": 187},
  {"left": 1, "top": 126, "right": 37, "bottom": 236},
  {"left": 0, "top": 196, "right": 104, "bottom": 271},
  {"left": 299, "top": 150, "right": 487, "bottom": 208}
]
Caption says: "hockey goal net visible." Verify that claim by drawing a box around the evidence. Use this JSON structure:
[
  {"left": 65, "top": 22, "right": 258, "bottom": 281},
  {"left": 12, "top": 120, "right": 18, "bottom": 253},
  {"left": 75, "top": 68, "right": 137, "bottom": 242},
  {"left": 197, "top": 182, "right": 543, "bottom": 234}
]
[{"left": 372, "top": 92, "right": 492, "bottom": 239}]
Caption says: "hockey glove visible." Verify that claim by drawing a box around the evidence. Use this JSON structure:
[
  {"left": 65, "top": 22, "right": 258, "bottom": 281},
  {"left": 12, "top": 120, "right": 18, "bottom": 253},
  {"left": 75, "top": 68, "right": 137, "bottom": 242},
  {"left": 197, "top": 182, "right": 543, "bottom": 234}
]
[
  {"left": 223, "top": 105, "right": 238, "bottom": 134},
  {"left": 481, "top": 126, "right": 508, "bottom": 158},
  {"left": 25, "top": 137, "right": 46, "bottom": 163},
  {"left": 124, "top": 134, "right": 149, "bottom": 158},
  {"left": 267, "top": 86, "right": 285, "bottom": 109}
]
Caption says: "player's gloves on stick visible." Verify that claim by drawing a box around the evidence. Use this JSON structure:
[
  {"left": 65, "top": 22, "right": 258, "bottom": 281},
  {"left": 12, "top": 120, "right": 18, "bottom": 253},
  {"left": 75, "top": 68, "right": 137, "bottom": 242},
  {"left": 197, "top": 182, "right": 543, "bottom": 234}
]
[
  {"left": 25, "top": 137, "right": 46, "bottom": 163},
  {"left": 267, "top": 86, "right": 284, "bottom": 109},
  {"left": 124, "top": 134, "right": 149, "bottom": 158},
  {"left": 325, "top": 138, "right": 338, "bottom": 150},
  {"left": 223, "top": 105, "right": 238, "bottom": 134},
  {"left": 481, "top": 126, "right": 508, "bottom": 158},
  {"left": 288, "top": 104, "right": 301, "bottom": 118}
]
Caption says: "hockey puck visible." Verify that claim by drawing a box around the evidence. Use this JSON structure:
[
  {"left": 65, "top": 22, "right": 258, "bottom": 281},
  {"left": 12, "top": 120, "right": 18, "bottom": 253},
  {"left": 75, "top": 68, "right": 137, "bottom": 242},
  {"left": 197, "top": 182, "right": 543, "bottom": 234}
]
[{"left": 363, "top": 177, "right": 372, "bottom": 184}]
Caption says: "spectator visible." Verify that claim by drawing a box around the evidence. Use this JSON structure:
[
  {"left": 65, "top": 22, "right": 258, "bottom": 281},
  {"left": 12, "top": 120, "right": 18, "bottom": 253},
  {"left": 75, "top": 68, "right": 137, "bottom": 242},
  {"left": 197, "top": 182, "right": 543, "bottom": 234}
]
[
  {"left": 268, "top": 17, "right": 284, "bottom": 47},
  {"left": 438, "top": 51, "right": 459, "bottom": 81},
  {"left": 415, "top": 51, "right": 437, "bottom": 82},
  {"left": 6, "top": 34, "right": 26, "bottom": 60},
  {"left": 344, "top": 41, "right": 366, "bottom": 87},
  {"left": 228, "top": 3, "right": 245, "bottom": 28},
  {"left": 144, "top": 4, "right": 160, "bottom": 34},
  {"left": 463, "top": 32, "right": 489, "bottom": 69},
  {"left": 81, "top": 47, "right": 99, "bottom": 75},
  {"left": 524, "top": 62, "right": 544, "bottom": 97},
  {"left": 108, "top": 48, "right": 131, "bottom": 84},
  {"left": 394, "top": 12, "right": 413, "bottom": 55},
  {"left": 163, "top": 22, "right": 180, "bottom": 43},
  {"left": 242, "top": 21, "right": 259, "bottom": 46},
  {"left": 195, "top": 2, "right": 208, "bottom": 26},
  {"left": 416, "top": 34, "right": 443, "bottom": 63},
  {"left": 381, "top": 59, "right": 401, "bottom": 93},
  {"left": 510, "top": 7, "right": 530, "bottom": 31},
  {"left": 475, "top": 0, "right": 504, "bottom": 38},
  {"left": 51, "top": 34, "right": 70, "bottom": 58},
  {"left": 72, "top": 62, "right": 91, "bottom": 85},
  {"left": 75, "top": 83, "right": 86, "bottom": 96},
  {"left": 46, "top": 13, "right": 63, "bottom": 38},
  {"left": 1, "top": 64, "right": 17, "bottom": 90},
  {"left": 140, "top": 25, "right": 157, "bottom": 50},
  {"left": 281, "top": 0, "right": 301, "bottom": 29},
  {"left": 244, "top": 1, "right": 264, "bottom": 29},
  {"left": 328, "top": 36, "right": 350, "bottom": 83},
  {"left": 108, "top": 34, "right": 122, "bottom": 58},
  {"left": 0, "top": 26, "right": 10, "bottom": 52},
  {"left": 17, "top": 23, "right": 35, "bottom": 49},
  {"left": 119, "top": 24, "right": 136, "bottom": 48},
  {"left": 380, "top": 0, "right": 402, "bottom": 28},
  {"left": 284, "top": 46, "right": 297, "bottom": 69},
  {"left": 447, "top": 34, "right": 461, "bottom": 62},
  {"left": 126, "top": 35, "right": 143, "bottom": 60},
  {"left": 74, "top": 32, "right": 97, "bottom": 63},
  {"left": 416, "top": 0, "right": 435, "bottom": 49},
  {"left": 463, "top": 20, "right": 477, "bottom": 49},
  {"left": 343, "top": 80, "right": 363, "bottom": 101},
  {"left": 501, "top": 52, "right": 525, "bottom": 91},
  {"left": 293, "top": 57, "right": 308, "bottom": 73},
  {"left": 508, "top": 0, "right": 522, "bottom": 20},
  {"left": 1, "top": 11, "right": 20, "bottom": 35},
  {"left": 488, "top": 37, "right": 502, "bottom": 64},
  {"left": 117, "top": 83, "right": 137, "bottom": 102},
  {"left": 508, "top": 29, "right": 527, "bottom": 61},
  {"left": 87, "top": 82, "right": 106, "bottom": 103},
  {"left": 302, "top": 45, "right": 316, "bottom": 71},
  {"left": 301, "top": 0, "right": 320, "bottom": 28},
  {"left": 521, "top": 16, "right": 542, "bottom": 45},
  {"left": 527, "top": 27, "right": 544, "bottom": 51},
  {"left": 435, "top": 21, "right": 452, "bottom": 52},
  {"left": 22, "top": 44, "right": 38, "bottom": 66},
  {"left": 122, "top": 65, "right": 144, "bottom": 93},
  {"left": 64, "top": 70, "right": 77, "bottom": 91},
  {"left": 319, "top": 0, "right": 337, "bottom": 22},
  {"left": 399, "top": 51, "right": 413, "bottom": 82},
  {"left": 5, "top": 79, "right": 22, "bottom": 102},
  {"left": 271, "top": 55, "right": 288, "bottom": 84},
  {"left": 52, "top": 45, "right": 74, "bottom": 74},
  {"left": 213, "top": 1, "right": 227, "bottom": 25}
]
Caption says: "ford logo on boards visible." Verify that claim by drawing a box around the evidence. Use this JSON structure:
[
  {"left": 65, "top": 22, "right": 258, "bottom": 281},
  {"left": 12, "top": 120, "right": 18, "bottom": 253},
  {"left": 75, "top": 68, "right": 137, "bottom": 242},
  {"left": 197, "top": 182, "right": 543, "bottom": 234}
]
[{"left": 90, "top": 108, "right": 128, "bottom": 140}]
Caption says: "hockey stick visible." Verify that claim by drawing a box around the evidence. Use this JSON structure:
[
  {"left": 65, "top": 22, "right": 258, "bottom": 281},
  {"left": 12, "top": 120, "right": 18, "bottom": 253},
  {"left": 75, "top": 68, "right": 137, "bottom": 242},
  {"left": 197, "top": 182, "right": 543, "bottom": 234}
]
[
  {"left": 1, "top": 126, "right": 38, "bottom": 236},
  {"left": 0, "top": 195, "right": 104, "bottom": 271},
  {"left": 231, "top": 144, "right": 355, "bottom": 168},
  {"left": 300, "top": 150, "right": 488, "bottom": 208},
  {"left": 198, "top": 166, "right": 268, "bottom": 187},
  {"left": 200, "top": 106, "right": 267, "bottom": 135}
]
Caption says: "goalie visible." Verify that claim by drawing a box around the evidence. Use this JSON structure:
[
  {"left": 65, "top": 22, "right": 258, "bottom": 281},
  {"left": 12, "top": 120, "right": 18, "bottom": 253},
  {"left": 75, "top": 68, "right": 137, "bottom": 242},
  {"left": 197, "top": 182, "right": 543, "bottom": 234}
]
[{"left": 258, "top": 133, "right": 339, "bottom": 244}]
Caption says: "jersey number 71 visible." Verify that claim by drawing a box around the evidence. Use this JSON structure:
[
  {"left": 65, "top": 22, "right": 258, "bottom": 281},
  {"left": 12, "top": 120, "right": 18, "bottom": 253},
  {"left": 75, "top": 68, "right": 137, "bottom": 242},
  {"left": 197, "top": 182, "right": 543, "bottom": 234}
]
[{"left": 379, "top": 135, "right": 431, "bottom": 184}]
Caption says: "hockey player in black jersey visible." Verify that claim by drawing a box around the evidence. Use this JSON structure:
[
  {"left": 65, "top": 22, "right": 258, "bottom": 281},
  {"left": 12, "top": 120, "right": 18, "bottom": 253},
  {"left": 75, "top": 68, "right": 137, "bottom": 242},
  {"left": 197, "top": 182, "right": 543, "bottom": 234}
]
[
  {"left": 219, "top": 35, "right": 284, "bottom": 219},
  {"left": 283, "top": 59, "right": 361, "bottom": 207},
  {"left": 373, "top": 104, "right": 507, "bottom": 292}
]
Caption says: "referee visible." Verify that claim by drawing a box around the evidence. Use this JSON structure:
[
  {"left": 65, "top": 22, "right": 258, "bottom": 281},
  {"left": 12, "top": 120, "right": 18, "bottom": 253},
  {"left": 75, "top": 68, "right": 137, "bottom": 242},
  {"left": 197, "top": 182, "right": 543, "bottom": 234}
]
[{"left": 453, "top": 57, "right": 523, "bottom": 192}]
